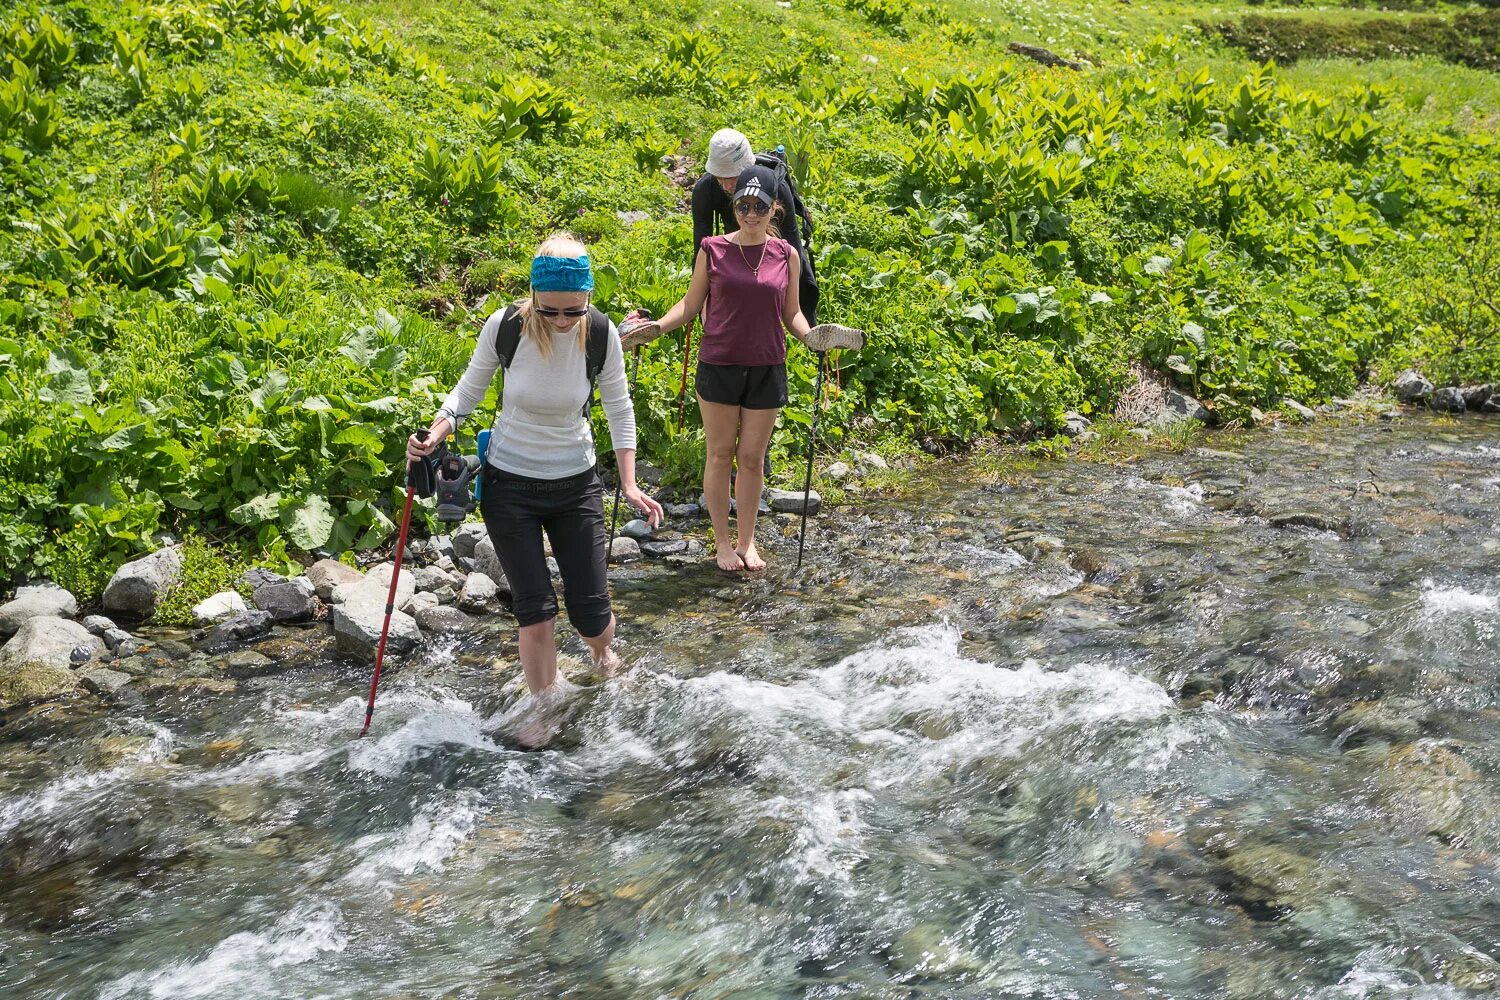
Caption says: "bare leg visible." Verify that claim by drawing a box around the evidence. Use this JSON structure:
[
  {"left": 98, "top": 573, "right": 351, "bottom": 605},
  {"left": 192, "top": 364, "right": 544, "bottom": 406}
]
[
  {"left": 517, "top": 619, "right": 559, "bottom": 693},
  {"left": 733, "top": 406, "right": 780, "bottom": 571},
  {"left": 580, "top": 614, "right": 623, "bottom": 677},
  {"left": 699, "top": 396, "right": 745, "bottom": 571}
]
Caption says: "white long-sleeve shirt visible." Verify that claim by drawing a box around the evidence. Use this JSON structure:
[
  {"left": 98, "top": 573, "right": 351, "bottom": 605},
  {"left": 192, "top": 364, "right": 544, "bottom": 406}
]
[{"left": 435, "top": 309, "right": 636, "bottom": 480}]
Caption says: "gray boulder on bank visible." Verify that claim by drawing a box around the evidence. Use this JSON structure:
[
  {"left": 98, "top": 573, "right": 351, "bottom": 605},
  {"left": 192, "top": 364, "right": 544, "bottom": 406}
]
[
  {"left": 0, "top": 616, "right": 100, "bottom": 709},
  {"left": 620, "top": 519, "right": 653, "bottom": 541},
  {"left": 191, "top": 591, "right": 248, "bottom": 625},
  {"left": 471, "top": 539, "right": 510, "bottom": 596},
  {"left": 609, "top": 537, "right": 641, "bottom": 563},
  {"left": 1282, "top": 400, "right": 1317, "bottom": 423},
  {"left": 0, "top": 616, "right": 101, "bottom": 672},
  {"left": 0, "top": 583, "right": 78, "bottom": 636},
  {"left": 766, "top": 488, "right": 822, "bottom": 515},
  {"left": 1393, "top": 369, "right": 1434, "bottom": 403},
  {"left": 252, "top": 581, "right": 318, "bottom": 622},
  {"left": 457, "top": 572, "right": 500, "bottom": 611},
  {"left": 307, "top": 558, "right": 363, "bottom": 601},
  {"left": 330, "top": 562, "right": 416, "bottom": 607},
  {"left": 1156, "top": 390, "right": 1210, "bottom": 425},
  {"left": 1430, "top": 386, "right": 1467, "bottom": 414},
  {"left": 201, "top": 610, "right": 274, "bottom": 651},
  {"left": 103, "top": 547, "right": 183, "bottom": 617},
  {"left": 415, "top": 604, "right": 474, "bottom": 635},
  {"left": 1462, "top": 384, "right": 1492, "bottom": 410},
  {"left": 1061, "top": 412, "right": 1093, "bottom": 438},
  {"left": 451, "top": 522, "right": 488, "bottom": 562}
]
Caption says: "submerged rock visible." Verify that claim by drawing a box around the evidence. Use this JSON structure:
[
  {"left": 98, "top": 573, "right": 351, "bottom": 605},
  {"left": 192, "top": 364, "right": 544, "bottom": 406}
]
[
  {"left": 415, "top": 605, "right": 474, "bottom": 635},
  {"left": 0, "top": 659, "right": 79, "bottom": 709},
  {"left": 332, "top": 599, "right": 419, "bottom": 659},
  {"left": 1268, "top": 511, "right": 1343, "bottom": 534}
]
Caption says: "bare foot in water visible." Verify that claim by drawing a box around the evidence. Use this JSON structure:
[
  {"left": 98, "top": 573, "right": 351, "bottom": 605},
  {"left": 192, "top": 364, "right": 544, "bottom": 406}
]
[
  {"left": 593, "top": 645, "right": 625, "bottom": 679},
  {"left": 737, "top": 543, "right": 766, "bottom": 572},
  {"left": 716, "top": 545, "right": 746, "bottom": 572},
  {"left": 503, "top": 682, "right": 578, "bottom": 750}
]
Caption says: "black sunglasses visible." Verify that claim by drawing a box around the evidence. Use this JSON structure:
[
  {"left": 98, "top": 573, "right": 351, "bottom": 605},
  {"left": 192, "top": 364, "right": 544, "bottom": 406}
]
[
  {"left": 533, "top": 306, "right": 590, "bottom": 318},
  {"left": 734, "top": 199, "right": 770, "bottom": 216}
]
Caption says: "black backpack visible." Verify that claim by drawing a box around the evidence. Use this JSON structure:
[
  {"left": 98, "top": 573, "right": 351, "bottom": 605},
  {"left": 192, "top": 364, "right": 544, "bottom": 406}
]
[
  {"left": 754, "top": 148, "right": 814, "bottom": 247},
  {"left": 492, "top": 302, "right": 612, "bottom": 418}
]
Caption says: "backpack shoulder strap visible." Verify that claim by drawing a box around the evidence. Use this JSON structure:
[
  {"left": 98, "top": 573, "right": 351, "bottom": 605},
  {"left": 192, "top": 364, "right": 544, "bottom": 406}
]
[
  {"left": 492, "top": 303, "right": 524, "bottom": 369},
  {"left": 584, "top": 307, "right": 611, "bottom": 384}
]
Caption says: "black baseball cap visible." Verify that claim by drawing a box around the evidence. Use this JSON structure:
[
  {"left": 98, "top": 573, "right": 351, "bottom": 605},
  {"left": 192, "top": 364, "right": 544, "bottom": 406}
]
[{"left": 733, "top": 165, "right": 778, "bottom": 207}]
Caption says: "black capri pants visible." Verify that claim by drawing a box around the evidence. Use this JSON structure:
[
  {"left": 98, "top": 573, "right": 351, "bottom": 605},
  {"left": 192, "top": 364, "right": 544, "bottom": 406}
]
[{"left": 478, "top": 465, "right": 612, "bottom": 638}]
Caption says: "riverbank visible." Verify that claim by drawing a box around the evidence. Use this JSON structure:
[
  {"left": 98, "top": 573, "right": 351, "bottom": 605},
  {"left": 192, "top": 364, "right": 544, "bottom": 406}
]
[{"left": 3, "top": 395, "right": 1495, "bottom": 721}]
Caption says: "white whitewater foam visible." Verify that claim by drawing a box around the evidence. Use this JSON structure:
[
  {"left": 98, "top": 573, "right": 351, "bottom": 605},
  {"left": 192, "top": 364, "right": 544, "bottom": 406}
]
[
  {"left": 0, "top": 720, "right": 174, "bottom": 839},
  {"left": 347, "top": 788, "right": 483, "bottom": 882},
  {"left": 100, "top": 900, "right": 348, "bottom": 1000},
  {"left": 1124, "top": 476, "right": 1207, "bottom": 519},
  {"left": 1313, "top": 946, "right": 1468, "bottom": 999},
  {"left": 1420, "top": 579, "right": 1498, "bottom": 617},
  {"left": 347, "top": 692, "right": 505, "bottom": 778}
]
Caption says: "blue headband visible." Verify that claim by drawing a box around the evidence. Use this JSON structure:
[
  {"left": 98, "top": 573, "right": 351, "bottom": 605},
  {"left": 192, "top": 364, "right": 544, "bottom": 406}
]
[{"left": 530, "top": 254, "right": 593, "bottom": 292}]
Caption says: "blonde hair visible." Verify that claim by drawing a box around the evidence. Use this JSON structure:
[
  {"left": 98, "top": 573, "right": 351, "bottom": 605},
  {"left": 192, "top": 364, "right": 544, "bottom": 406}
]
[{"left": 519, "top": 233, "right": 591, "bottom": 361}]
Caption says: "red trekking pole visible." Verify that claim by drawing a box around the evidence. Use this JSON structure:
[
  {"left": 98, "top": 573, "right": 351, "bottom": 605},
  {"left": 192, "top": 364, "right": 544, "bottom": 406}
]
[{"left": 358, "top": 430, "right": 424, "bottom": 737}]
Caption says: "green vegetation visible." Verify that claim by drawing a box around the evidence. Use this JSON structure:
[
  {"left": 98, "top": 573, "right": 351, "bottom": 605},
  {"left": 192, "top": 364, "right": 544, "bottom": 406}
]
[
  {"left": 1, "top": 0, "right": 1497, "bottom": 589},
  {"left": 150, "top": 531, "right": 252, "bottom": 624}
]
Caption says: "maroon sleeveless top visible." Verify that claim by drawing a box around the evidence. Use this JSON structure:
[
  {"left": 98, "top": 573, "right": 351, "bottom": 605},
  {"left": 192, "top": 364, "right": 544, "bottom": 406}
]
[{"left": 699, "top": 236, "right": 791, "bottom": 366}]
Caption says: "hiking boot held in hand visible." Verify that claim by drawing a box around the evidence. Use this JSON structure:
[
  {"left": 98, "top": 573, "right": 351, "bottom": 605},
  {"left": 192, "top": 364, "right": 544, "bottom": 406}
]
[{"left": 803, "top": 324, "right": 865, "bottom": 352}]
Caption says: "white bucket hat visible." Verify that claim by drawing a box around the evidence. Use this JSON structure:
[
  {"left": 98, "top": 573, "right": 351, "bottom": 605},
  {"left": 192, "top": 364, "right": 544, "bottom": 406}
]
[{"left": 705, "top": 128, "right": 754, "bottom": 177}]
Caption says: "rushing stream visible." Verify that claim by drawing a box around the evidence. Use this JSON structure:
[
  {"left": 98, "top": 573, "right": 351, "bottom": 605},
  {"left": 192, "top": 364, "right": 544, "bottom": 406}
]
[{"left": 3, "top": 413, "right": 1500, "bottom": 999}]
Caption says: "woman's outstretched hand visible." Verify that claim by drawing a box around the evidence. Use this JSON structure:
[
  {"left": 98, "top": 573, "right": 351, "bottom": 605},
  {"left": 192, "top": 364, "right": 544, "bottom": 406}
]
[{"left": 624, "top": 486, "right": 664, "bottom": 528}]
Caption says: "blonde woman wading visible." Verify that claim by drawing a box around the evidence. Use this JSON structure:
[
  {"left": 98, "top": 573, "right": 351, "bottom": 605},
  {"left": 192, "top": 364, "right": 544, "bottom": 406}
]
[
  {"left": 652, "top": 164, "right": 815, "bottom": 572},
  {"left": 407, "top": 235, "right": 663, "bottom": 748}
]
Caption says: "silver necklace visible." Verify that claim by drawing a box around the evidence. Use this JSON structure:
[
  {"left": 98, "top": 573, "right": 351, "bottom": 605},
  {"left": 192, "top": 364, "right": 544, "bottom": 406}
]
[{"left": 734, "top": 235, "right": 768, "bottom": 279}]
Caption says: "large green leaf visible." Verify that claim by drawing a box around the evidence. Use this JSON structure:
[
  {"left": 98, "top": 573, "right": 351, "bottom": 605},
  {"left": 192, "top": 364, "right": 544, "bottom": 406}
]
[
  {"left": 98, "top": 422, "right": 146, "bottom": 450},
  {"left": 229, "top": 492, "right": 282, "bottom": 525},
  {"left": 283, "top": 494, "right": 334, "bottom": 549},
  {"left": 40, "top": 350, "right": 93, "bottom": 404}
]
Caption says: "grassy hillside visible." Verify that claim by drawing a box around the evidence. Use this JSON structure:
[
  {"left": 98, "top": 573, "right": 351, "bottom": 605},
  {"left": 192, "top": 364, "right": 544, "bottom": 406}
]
[{"left": 2, "top": 0, "right": 1498, "bottom": 599}]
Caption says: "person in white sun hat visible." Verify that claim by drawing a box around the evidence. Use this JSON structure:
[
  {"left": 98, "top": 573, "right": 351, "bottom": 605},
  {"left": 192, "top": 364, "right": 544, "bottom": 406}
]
[{"left": 691, "top": 127, "right": 819, "bottom": 325}]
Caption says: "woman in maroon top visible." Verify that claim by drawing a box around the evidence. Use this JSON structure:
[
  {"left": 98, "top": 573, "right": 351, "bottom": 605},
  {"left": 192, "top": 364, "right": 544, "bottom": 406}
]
[{"left": 653, "top": 164, "right": 814, "bottom": 571}]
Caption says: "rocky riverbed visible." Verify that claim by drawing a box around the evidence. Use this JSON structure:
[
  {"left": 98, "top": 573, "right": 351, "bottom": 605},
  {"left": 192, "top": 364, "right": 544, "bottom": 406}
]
[{"left": 2, "top": 407, "right": 1499, "bottom": 998}]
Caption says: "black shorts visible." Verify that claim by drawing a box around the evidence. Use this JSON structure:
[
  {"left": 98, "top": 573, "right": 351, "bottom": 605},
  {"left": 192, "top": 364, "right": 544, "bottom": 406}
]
[{"left": 696, "top": 361, "right": 788, "bottom": 410}]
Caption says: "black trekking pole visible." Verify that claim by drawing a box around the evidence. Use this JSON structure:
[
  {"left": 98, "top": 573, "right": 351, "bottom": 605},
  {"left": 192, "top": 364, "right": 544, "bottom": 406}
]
[
  {"left": 607, "top": 309, "right": 655, "bottom": 562},
  {"left": 359, "top": 430, "right": 425, "bottom": 738},
  {"left": 795, "top": 351, "right": 827, "bottom": 570},
  {"left": 607, "top": 346, "right": 643, "bottom": 561}
]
